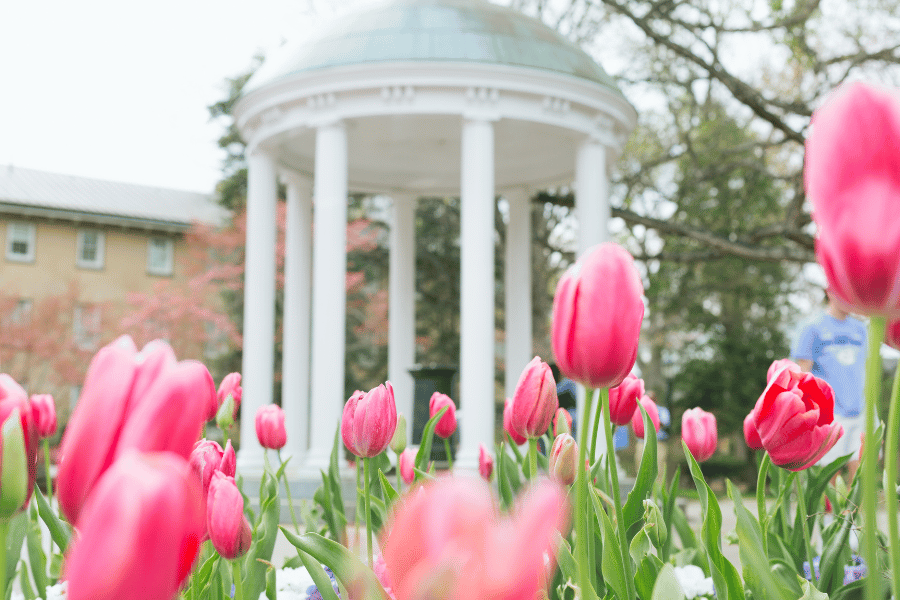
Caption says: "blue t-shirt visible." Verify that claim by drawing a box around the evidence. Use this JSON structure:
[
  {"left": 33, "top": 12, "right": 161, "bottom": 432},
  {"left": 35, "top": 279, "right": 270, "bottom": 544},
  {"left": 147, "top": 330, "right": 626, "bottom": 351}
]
[{"left": 791, "top": 313, "right": 866, "bottom": 417}]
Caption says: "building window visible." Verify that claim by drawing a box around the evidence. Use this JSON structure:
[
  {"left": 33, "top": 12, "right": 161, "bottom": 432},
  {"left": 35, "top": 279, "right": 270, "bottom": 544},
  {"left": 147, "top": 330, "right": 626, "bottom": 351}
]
[
  {"left": 5, "top": 222, "right": 36, "bottom": 263},
  {"left": 147, "top": 237, "right": 174, "bottom": 276},
  {"left": 73, "top": 304, "right": 101, "bottom": 350},
  {"left": 76, "top": 229, "right": 105, "bottom": 269},
  {"left": 10, "top": 299, "right": 33, "bottom": 324}
]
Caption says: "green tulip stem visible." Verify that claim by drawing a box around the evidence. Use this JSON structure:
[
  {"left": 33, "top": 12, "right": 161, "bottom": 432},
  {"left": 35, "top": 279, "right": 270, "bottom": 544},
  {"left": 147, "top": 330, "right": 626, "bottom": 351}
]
[
  {"left": 0, "top": 518, "right": 8, "bottom": 596},
  {"left": 232, "top": 560, "right": 244, "bottom": 600},
  {"left": 363, "top": 457, "right": 374, "bottom": 566},
  {"left": 602, "top": 387, "right": 636, "bottom": 600},
  {"left": 277, "top": 450, "right": 301, "bottom": 535},
  {"left": 444, "top": 438, "right": 454, "bottom": 471},
  {"left": 589, "top": 388, "right": 602, "bottom": 463},
  {"left": 355, "top": 461, "right": 362, "bottom": 548},
  {"left": 795, "top": 474, "right": 817, "bottom": 589},
  {"left": 575, "top": 387, "right": 597, "bottom": 600},
  {"left": 756, "top": 453, "right": 770, "bottom": 555},
  {"left": 863, "top": 316, "right": 885, "bottom": 600},
  {"left": 396, "top": 451, "right": 403, "bottom": 490},
  {"left": 528, "top": 438, "right": 538, "bottom": 480},
  {"left": 42, "top": 439, "right": 52, "bottom": 504},
  {"left": 885, "top": 337, "right": 900, "bottom": 599}
]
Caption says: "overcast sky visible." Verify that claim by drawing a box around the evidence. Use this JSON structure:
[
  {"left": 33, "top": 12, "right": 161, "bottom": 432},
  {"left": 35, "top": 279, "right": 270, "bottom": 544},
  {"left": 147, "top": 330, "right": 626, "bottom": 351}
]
[{"left": 0, "top": 0, "right": 369, "bottom": 193}]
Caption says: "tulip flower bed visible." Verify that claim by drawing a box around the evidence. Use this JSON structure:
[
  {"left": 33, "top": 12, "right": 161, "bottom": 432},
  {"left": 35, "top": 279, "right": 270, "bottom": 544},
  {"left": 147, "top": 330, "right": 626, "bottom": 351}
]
[{"left": 0, "top": 80, "right": 899, "bottom": 600}]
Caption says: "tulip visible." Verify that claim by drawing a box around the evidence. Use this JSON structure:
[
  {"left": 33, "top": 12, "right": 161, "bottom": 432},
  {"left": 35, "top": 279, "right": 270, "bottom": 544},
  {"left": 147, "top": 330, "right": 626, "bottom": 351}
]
[
  {"left": 0, "top": 375, "right": 37, "bottom": 511},
  {"left": 887, "top": 319, "right": 900, "bottom": 351},
  {"left": 190, "top": 439, "right": 236, "bottom": 499},
  {"left": 766, "top": 359, "right": 801, "bottom": 383},
  {"left": 503, "top": 398, "right": 527, "bottom": 445},
  {"left": 207, "top": 471, "right": 252, "bottom": 560},
  {"left": 511, "top": 357, "right": 559, "bottom": 439},
  {"left": 255, "top": 404, "right": 287, "bottom": 450},
  {"left": 0, "top": 408, "right": 29, "bottom": 519},
  {"left": 65, "top": 451, "right": 204, "bottom": 600},
  {"left": 478, "top": 443, "right": 494, "bottom": 481},
  {"left": 57, "top": 336, "right": 214, "bottom": 524},
  {"left": 805, "top": 82, "right": 900, "bottom": 316},
  {"left": 743, "top": 408, "right": 764, "bottom": 450},
  {"left": 631, "top": 395, "right": 661, "bottom": 440},
  {"left": 553, "top": 408, "right": 572, "bottom": 437},
  {"left": 30, "top": 394, "right": 56, "bottom": 439},
  {"left": 608, "top": 372, "right": 645, "bottom": 426},
  {"left": 216, "top": 372, "right": 242, "bottom": 420},
  {"left": 681, "top": 408, "right": 717, "bottom": 463},
  {"left": 341, "top": 383, "right": 398, "bottom": 458},
  {"left": 383, "top": 477, "right": 569, "bottom": 600},
  {"left": 390, "top": 414, "right": 408, "bottom": 454},
  {"left": 551, "top": 242, "right": 645, "bottom": 389},
  {"left": 429, "top": 392, "right": 457, "bottom": 439},
  {"left": 549, "top": 434, "right": 578, "bottom": 486},
  {"left": 754, "top": 367, "right": 844, "bottom": 471},
  {"left": 399, "top": 448, "right": 415, "bottom": 485}
]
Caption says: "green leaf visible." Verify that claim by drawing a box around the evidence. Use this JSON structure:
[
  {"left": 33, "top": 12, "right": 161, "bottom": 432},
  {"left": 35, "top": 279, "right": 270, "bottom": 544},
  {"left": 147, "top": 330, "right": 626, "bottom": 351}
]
[
  {"left": 190, "top": 554, "right": 218, "bottom": 597},
  {"left": 5, "top": 511, "right": 27, "bottom": 591},
  {"left": 819, "top": 470, "right": 862, "bottom": 594},
  {"left": 599, "top": 506, "right": 628, "bottom": 600},
  {"left": 19, "top": 560, "right": 36, "bottom": 600},
  {"left": 298, "top": 549, "right": 342, "bottom": 600},
  {"left": 280, "top": 529, "right": 390, "bottom": 600},
  {"left": 635, "top": 555, "right": 664, "bottom": 600},
  {"left": 650, "top": 564, "right": 686, "bottom": 600},
  {"left": 798, "top": 578, "right": 829, "bottom": 600},
  {"left": 378, "top": 470, "right": 399, "bottom": 509},
  {"left": 266, "top": 565, "right": 277, "bottom": 600},
  {"left": 415, "top": 405, "right": 448, "bottom": 472},
  {"left": 623, "top": 404, "right": 658, "bottom": 540},
  {"left": 554, "top": 532, "right": 579, "bottom": 588},
  {"left": 496, "top": 443, "right": 514, "bottom": 509},
  {"left": 25, "top": 507, "right": 46, "bottom": 599},
  {"left": 829, "top": 579, "right": 865, "bottom": 600},
  {"left": 629, "top": 527, "right": 652, "bottom": 568},
  {"left": 317, "top": 470, "right": 342, "bottom": 543},
  {"left": 33, "top": 488, "right": 69, "bottom": 553},
  {"left": 769, "top": 560, "right": 803, "bottom": 599},
  {"left": 242, "top": 487, "right": 281, "bottom": 600}
]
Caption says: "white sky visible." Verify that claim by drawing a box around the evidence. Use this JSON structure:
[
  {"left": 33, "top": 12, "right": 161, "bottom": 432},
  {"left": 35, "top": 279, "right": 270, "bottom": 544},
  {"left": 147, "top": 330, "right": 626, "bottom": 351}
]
[{"left": 0, "top": 0, "right": 369, "bottom": 193}]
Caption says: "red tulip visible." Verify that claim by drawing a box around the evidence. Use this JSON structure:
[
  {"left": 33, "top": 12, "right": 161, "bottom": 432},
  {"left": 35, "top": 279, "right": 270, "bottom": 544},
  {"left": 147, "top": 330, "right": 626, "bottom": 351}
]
[
  {"left": 608, "top": 372, "right": 645, "bottom": 426},
  {"left": 766, "top": 358, "right": 801, "bottom": 383},
  {"left": 754, "top": 367, "right": 843, "bottom": 471},
  {"left": 681, "top": 408, "right": 717, "bottom": 462},
  {"left": 743, "top": 408, "right": 764, "bottom": 450},
  {"left": 478, "top": 443, "right": 494, "bottom": 481},
  {"left": 553, "top": 408, "right": 572, "bottom": 437},
  {"left": 65, "top": 451, "right": 204, "bottom": 600},
  {"left": 428, "top": 392, "right": 457, "bottom": 439},
  {"left": 0, "top": 375, "right": 37, "bottom": 510},
  {"left": 551, "top": 243, "right": 644, "bottom": 389},
  {"left": 805, "top": 82, "right": 900, "bottom": 316},
  {"left": 549, "top": 434, "right": 578, "bottom": 486},
  {"left": 341, "top": 383, "right": 397, "bottom": 458},
  {"left": 30, "top": 394, "right": 57, "bottom": 439},
  {"left": 215, "top": 372, "right": 242, "bottom": 421},
  {"left": 503, "top": 398, "right": 527, "bottom": 445},
  {"left": 399, "top": 448, "right": 415, "bottom": 485},
  {"left": 511, "top": 357, "right": 559, "bottom": 439},
  {"left": 886, "top": 319, "right": 900, "bottom": 350},
  {"left": 255, "top": 405, "right": 287, "bottom": 450},
  {"left": 57, "top": 336, "right": 215, "bottom": 525},
  {"left": 631, "top": 396, "right": 660, "bottom": 440},
  {"left": 207, "top": 471, "right": 252, "bottom": 560},
  {"left": 383, "top": 477, "right": 569, "bottom": 600}
]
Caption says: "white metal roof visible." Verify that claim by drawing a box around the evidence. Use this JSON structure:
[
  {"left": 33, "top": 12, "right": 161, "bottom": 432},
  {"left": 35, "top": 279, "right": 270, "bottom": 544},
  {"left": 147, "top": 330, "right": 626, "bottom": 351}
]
[{"left": 0, "top": 165, "right": 229, "bottom": 231}]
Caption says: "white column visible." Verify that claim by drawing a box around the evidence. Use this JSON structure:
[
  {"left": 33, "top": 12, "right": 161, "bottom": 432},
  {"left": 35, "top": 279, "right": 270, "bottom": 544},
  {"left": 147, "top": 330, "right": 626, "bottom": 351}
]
[
  {"left": 305, "top": 121, "right": 349, "bottom": 470},
  {"left": 238, "top": 151, "right": 278, "bottom": 474},
  {"left": 457, "top": 118, "right": 495, "bottom": 470},
  {"left": 504, "top": 190, "right": 532, "bottom": 400},
  {"left": 281, "top": 173, "right": 313, "bottom": 466},
  {"left": 389, "top": 194, "right": 416, "bottom": 443},
  {"left": 574, "top": 137, "right": 610, "bottom": 461}
]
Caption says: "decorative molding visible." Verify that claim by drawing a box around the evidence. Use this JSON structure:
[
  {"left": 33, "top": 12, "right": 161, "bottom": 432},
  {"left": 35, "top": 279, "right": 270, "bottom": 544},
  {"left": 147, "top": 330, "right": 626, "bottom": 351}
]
[
  {"left": 381, "top": 86, "right": 415, "bottom": 103},
  {"left": 466, "top": 86, "right": 499, "bottom": 104},
  {"left": 306, "top": 92, "right": 338, "bottom": 109},
  {"left": 542, "top": 96, "right": 571, "bottom": 113}
]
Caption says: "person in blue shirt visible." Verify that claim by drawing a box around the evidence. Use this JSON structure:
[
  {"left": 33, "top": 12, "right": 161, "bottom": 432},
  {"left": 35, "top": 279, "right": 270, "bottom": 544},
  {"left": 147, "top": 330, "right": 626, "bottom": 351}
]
[{"left": 791, "top": 289, "right": 867, "bottom": 481}]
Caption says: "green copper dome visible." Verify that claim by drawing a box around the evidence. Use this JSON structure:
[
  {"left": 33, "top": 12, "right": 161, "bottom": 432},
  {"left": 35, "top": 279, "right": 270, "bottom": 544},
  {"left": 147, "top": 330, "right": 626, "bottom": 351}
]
[{"left": 246, "top": 0, "right": 622, "bottom": 94}]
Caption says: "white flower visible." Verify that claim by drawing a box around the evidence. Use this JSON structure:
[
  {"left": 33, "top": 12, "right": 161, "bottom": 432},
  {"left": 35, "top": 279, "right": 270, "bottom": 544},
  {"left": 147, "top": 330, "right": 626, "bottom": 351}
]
[
  {"left": 673, "top": 565, "right": 715, "bottom": 599},
  {"left": 45, "top": 582, "right": 68, "bottom": 600}
]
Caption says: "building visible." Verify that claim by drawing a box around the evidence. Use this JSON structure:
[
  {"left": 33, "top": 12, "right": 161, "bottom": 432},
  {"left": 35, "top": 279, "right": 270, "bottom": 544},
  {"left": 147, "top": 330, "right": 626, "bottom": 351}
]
[{"left": 0, "top": 164, "right": 228, "bottom": 420}]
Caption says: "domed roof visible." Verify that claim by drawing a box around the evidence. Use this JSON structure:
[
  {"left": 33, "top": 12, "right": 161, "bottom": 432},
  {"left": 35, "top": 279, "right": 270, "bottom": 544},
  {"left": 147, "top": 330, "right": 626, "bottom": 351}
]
[{"left": 246, "top": 0, "right": 621, "bottom": 94}]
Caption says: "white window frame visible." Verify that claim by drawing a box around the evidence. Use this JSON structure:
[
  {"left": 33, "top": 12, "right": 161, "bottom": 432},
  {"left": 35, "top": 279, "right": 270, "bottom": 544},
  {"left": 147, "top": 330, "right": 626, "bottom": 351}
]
[
  {"left": 5, "top": 222, "right": 36, "bottom": 263},
  {"left": 76, "top": 229, "right": 105, "bottom": 269},
  {"left": 147, "top": 236, "right": 174, "bottom": 276}
]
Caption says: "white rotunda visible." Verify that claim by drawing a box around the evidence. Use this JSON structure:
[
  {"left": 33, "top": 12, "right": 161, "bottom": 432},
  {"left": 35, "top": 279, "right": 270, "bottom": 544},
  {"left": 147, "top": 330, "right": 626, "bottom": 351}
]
[{"left": 232, "top": 0, "right": 636, "bottom": 473}]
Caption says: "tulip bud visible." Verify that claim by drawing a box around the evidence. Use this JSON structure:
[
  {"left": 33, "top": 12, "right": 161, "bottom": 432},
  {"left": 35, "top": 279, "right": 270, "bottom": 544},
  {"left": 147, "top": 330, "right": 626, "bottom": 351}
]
[
  {"left": 255, "top": 405, "right": 287, "bottom": 450},
  {"left": 220, "top": 439, "right": 236, "bottom": 478},
  {"left": 390, "top": 414, "right": 408, "bottom": 454},
  {"left": 30, "top": 394, "right": 57, "bottom": 439},
  {"left": 399, "top": 448, "right": 415, "bottom": 485},
  {"left": 215, "top": 395, "right": 235, "bottom": 430},
  {"left": 207, "top": 472, "right": 252, "bottom": 560},
  {"left": 549, "top": 434, "right": 578, "bottom": 486},
  {"left": 0, "top": 375, "right": 37, "bottom": 512},
  {"left": 216, "top": 373, "right": 242, "bottom": 419},
  {"left": 608, "top": 373, "right": 645, "bottom": 426},
  {"left": 631, "top": 396, "right": 661, "bottom": 440},
  {"left": 429, "top": 392, "right": 457, "bottom": 439},
  {"left": 511, "top": 357, "right": 559, "bottom": 439},
  {"left": 342, "top": 383, "right": 398, "bottom": 458},
  {"left": 643, "top": 499, "right": 667, "bottom": 549},
  {"left": 478, "top": 443, "right": 493, "bottom": 482},
  {"left": 681, "top": 407, "right": 717, "bottom": 463},
  {"left": 0, "top": 408, "right": 29, "bottom": 518},
  {"left": 503, "top": 398, "right": 527, "bottom": 445},
  {"left": 553, "top": 408, "right": 572, "bottom": 437}
]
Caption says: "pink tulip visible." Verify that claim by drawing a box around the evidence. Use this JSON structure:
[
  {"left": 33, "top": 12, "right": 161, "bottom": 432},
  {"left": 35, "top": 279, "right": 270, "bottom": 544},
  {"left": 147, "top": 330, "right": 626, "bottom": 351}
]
[
  {"left": 511, "top": 357, "right": 559, "bottom": 439},
  {"left": 681, "top": 408, "right": 717, "bottom": 462},
  {"left": 399, "top": 448, "right": 415, "bottom": 485},
  {"left": 553, "top": 407, "right": 572, "bottom": 437},
  {"left": 631, "top": 395, "right": 661, "bottom": 440},
  {"left": 766, "top": 359, "right": 801, "bottom": 383},
  {"left": 743, "top": 408, "right": 764, "bottom": 450},
  {"left": 255, "top": 405, "right": 287, "bottom": 450},
  {"left": 65, "top": 451, "right": 204, "bottom": 600},
  {"left": 754, "top": 368, "right": 843, "bottom": 471},
  {"left": 190, "top": 439, "right": 236, "bottom": 500},
  {"left": 503, "top": 398, "right": 527, "bottom": 445},
  {"left": 341, "top": 383, "right": 397, "bottom": 458},
  {"left": 215, "top": 372, "right": 242, "bottom": 421},
  {"left": 805, "top": 82, "right": 900, "bottom": 316},
  {"left": 383, "top": 477, "right": 569, "bottom": 600},
  {"left": 549, "top": 434, "right": 578, "bottom": 485},
  {"left": 478, "top": 443, "right": 493, "bottom": 481},
  {"left": 887, "top": 319, "right": 900, "bottom": 350},
  {"left": 0, "top": 376, "right": 37, "bottom": 505},
  {"left": 207, "top": 471, "right": 252, "bottom": 560},
  {"left": 30, "top": 394, "right": 57, "bottom": 439},
  {"left": 608, "top": 372, "right": 645, "bottom": 426},
  {"left": 551, "top": 243, "right": 645, "bottom": 388},
  {"left": 428, "top": 392, "right": 457, "bottom": 439},
  {"left": 57, "top": 336, "right": 214, "bottom": 525}
]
